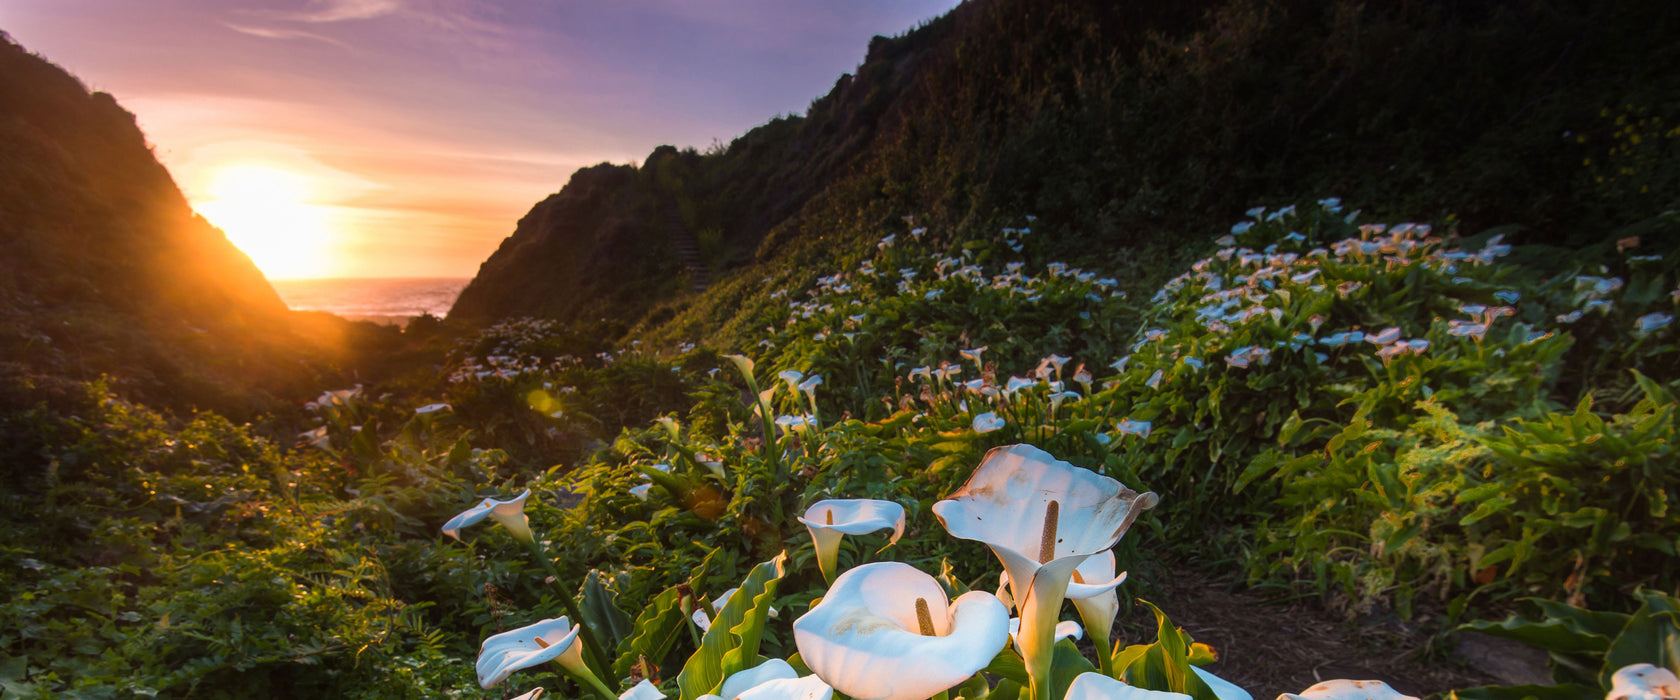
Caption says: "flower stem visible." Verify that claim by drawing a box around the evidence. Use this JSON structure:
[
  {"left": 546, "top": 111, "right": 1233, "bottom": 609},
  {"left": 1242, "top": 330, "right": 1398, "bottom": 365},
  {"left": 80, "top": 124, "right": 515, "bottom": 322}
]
[
  {"left": 526, "top": 540, "right": 614, "bottom": 681},
  {"left": 573, "top": 663, "right": 622, "bottom": 700}
]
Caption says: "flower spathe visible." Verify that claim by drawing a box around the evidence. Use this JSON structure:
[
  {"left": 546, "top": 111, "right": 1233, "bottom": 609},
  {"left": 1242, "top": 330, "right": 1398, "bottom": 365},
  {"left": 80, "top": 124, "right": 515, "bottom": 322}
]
[
  {"left": 443, "top": 489, "right": 534, "bottom": 543},
  {"left": 1007, "top": 616, "right": 1084, "bottom": 653},
  {"left": 932, "top": 444, "right": 1158, "bottom": 700},
  {"left": 794, "top": 561, "right": 1010, "bottom": 700},
  {"left": 719, "top": 658, "right": 799, "bottom": 700},
  {"left": 1280, "top": 680, "right": 1417, "bottom": 700},
  {"left": 708, "top": 675, "right": 834, "bottom": 700},
  {"left": 1608, "top": 664, "right": 1680, "bottom": 700},
  {"left": 1064, "top": 672, "right": 1190, "bottom": 700},
  {"left": 797, "top": 499, "right": 906, "bottom": 584},
  {"left": 477, "top": 616, "right": 582, "bottom": 688},
  {"left": 621, "top": 680, "right": 666, "bottom": 700}
]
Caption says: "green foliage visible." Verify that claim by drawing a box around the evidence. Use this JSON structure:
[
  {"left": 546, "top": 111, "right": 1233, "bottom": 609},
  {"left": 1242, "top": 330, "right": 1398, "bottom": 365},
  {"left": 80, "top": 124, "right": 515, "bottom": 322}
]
[{"left": 1452, "top": 590, "right": 1680, "bottom": 700}]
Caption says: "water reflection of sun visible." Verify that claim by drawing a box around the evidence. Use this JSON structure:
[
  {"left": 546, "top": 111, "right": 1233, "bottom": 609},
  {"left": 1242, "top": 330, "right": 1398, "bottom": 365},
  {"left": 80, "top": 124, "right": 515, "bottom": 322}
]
[{"left": 193, "top": 164, "right": 334, "bottom": 279}]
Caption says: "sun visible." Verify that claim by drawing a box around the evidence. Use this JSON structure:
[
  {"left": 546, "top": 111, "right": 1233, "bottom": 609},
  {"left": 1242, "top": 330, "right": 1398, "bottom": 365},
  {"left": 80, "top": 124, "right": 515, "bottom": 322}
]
[{"left": 193, "top": 164, "right": 335, "bottom": 279}]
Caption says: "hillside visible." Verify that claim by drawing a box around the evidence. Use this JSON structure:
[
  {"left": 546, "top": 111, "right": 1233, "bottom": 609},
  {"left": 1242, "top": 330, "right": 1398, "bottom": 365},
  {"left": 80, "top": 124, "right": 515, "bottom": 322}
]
[
  {"left": 455, "top": 0, "right": 1680, "bottom": 339},
  {"left": 0, "top": 34, "right": 390, "bottom": 415}
]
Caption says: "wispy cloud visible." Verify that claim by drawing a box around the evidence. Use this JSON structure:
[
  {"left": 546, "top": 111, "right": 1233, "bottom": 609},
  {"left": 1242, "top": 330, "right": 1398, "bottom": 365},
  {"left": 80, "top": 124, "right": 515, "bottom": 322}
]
[
  {"left": 221, "top": 22, "right": 350, "bottom": 48},
  {"left": 260, "top": 0, "right": 401, "bottom": 24}
]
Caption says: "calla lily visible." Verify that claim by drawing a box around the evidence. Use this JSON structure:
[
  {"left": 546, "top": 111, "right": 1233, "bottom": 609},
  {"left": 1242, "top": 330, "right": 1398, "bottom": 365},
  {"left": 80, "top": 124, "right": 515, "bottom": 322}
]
[
  {"left": 478, "top": 617, "right": 617, "bottom": 698},
  {"left": 702, "top": 675, "right": 835, "bottom": 700},
  {"left": 778, "top": 370, "right": 805, "bottom": 394},
  {"left": 720, "top": 659, "right": 800, "bottom": 699},
  {"left": 511, "top": 689, "right": 546, "bottom": 700},
  {"left": 415, "top": 402, "right": 451, "bottom": 414},
  {"left": 1008, "top": 617, "right": 1083, "bottom": 654},
  {"left": 1068, "top": 551, "right": 1122, "bottom": 674},
  {"left": 973, "top": 412, "right": 1005, "bottom": 433},
  {"left": 1608, "top": 664, "right": 1680, "bottom": 700},
  {"left": 1280, "top": 680, "right": 1416, "bottom": 700},
  {"left": 1192, "top": 667, "right": 1252, "bottom": 700},
  {"left": 797, "top": 499, "right": 906, "bottom": 584},
  {"left": 476, "top": 617, "right": 582, "bottom": 688},
  {"left": 1064, "top": 672, "right": 1190, "bottom": 700},
  {"left": 442, "top": 490, "right": 534, "bottom": 543},
  {"left": 794, "top": 561, "right": 1010, "bottom": 700},
  {"left": 621, "top": 680, "right": 665, "bottom": 700},
  {"left": 932, "top": 444, "right": 1158, "bottom": 700}
]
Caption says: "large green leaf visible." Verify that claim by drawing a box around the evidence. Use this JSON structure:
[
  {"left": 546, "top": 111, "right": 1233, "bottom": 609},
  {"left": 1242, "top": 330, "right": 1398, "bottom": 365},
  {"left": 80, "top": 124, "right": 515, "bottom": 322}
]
[
  {"left": 1461, "top": 613, "right": 1620, "bottom": 656},
  {"left": 676, "top": 556, "right": 787, "bottom": 700},
  {"left": 1598, "top": 591, "right": 1680, "bottom": 688},
  {"left": 1050, "top": 638, "right": 1098, "bottom": 700},
  {"left": 1447, "top": 683, "right": 1598, "bottom": 700},
  {"left": 613, "top": 587, "right": 688, "bottom": 680},
  {"left": 1121, "top": 600, "right": 1218, "bottom": 700},
  {"left": 984, "top": 647, "right": 1029, "bottom": 684},
  {"left": 579, "top": 570, "right": 634, "bottom": 653}
]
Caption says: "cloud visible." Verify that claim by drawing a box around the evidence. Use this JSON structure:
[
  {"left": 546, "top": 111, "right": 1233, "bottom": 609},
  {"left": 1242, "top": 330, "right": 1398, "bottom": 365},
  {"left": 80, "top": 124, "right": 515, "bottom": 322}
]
[
  {"left": 220, "top": 22, "right": 350, "bottom": 48},
  {"left": 263, "top": 0, "right": 401, "bottom": 24}
]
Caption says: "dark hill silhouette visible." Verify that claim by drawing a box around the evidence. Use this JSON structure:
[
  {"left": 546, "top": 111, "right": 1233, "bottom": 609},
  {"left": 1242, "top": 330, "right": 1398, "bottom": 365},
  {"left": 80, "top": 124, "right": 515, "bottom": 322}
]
[
  {"left": 0, "top": 33, "right": 388, "bottom": 415},
  {"left": 454, "top": 0, "right": 1680, "bottom": 337}
]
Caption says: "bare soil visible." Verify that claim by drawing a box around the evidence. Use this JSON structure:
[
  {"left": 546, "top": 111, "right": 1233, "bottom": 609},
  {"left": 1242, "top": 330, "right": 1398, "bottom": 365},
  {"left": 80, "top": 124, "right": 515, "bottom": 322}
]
[{"left": 1111, "top": 561, "right": 1507, "bottom": 700}]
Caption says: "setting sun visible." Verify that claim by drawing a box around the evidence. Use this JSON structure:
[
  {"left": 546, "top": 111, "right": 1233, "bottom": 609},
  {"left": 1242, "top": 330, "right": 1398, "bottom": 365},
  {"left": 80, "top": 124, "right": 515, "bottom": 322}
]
[{"left": 193, "top": 164, "right": 334, "bottom": 279}]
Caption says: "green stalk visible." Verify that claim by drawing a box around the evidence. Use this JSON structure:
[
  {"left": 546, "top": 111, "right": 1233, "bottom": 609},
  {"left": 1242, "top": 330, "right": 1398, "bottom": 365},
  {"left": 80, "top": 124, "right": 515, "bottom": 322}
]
[
  {"left": 1093, "top": 630, "right": 1115, "bottom": 678},
  {"left": 526, "top": 540, "right": 614, "bottom": 681},
  {"left": 556, "top": 658, "right": 621, "bottom": 700}
]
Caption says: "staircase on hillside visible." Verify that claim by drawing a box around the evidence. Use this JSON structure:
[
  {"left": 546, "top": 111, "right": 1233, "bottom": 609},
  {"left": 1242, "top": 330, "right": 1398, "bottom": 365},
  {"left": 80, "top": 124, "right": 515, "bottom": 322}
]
[{"left": 662, "top": 200, "right": 712, "bottom": 294}]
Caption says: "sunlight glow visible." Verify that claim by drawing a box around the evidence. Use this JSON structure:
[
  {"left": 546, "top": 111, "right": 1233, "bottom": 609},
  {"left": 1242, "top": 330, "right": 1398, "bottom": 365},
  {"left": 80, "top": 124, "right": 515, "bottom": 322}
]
[{"left": 194, "top": 165, "right": 335, "bottom": 279}]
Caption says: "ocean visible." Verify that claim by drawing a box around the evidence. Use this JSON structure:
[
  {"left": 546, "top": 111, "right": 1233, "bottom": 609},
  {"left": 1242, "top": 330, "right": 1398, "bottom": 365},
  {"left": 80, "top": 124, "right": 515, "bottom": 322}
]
[{"left": 271, "top": 278, "right": 470, "bottom": 326}]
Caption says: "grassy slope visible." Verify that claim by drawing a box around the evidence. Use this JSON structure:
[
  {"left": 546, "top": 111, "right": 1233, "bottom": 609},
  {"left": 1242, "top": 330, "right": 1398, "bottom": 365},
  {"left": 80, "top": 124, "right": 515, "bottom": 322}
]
[
  {"left": 459, "top": 0, "right": 1680, "bottom": 352},
  {"left": 0, "top": 35, "right": 398, "bottom": 417}
]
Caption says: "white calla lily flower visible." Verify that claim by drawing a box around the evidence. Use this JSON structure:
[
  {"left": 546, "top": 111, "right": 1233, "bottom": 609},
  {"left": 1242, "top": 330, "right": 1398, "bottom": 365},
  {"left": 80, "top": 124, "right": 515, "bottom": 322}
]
[
  {"left": 932, "top": 444, "right": 1157, "bottom": 700},
  {"left": 443, "top": 490, "right": 534, "bottom": 543},
  {"left": 1608, "top": 664, "right": 1680, "bottom": 700},
  {"left": 511, "top": 689, "right": 546, "bottom": 700},
  {"left": 797, "top": 499, "right": 907, "bottom": 584},
  {"left": 1008, "top": 617, "right": 1083, "bottom": 653},
  {"left": 794, "top": 562, "right": 1009, "bottom": 700},
  {"left": 724, "top": 675, "right": 834, "bottom": 700},
  {"left": 621, "top": 679, "right": 666, "bottom": 700},
  {"left": 778, "top": 370, "right": 805, "bottom": 394},
  {"left": 720, "top": 659, "right": 800, "bottom": 699},
  {"left": 1068, "top": 551, "right": 1122, "bottom": 673},
  {"left": 1281, "top": 680, "right": 1417, "bottom": 700},
  {"left": 1064, "top": 672, "right": 1191, "bottom": 700},
  {"left": 476, "top": 617, "right": 583, "bottom": 688},
  {"left": 973, "top": 412, "right": 1005, "bottom": 433},
  {"left": 1192, "top": 667, "right": 1252, "bottom": 700}
]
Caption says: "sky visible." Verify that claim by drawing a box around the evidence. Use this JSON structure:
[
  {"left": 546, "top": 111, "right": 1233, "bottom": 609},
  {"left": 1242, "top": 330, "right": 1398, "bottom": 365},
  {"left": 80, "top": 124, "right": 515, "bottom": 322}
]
[{"left": 0, "top": 0, "right": 963, "bottom": 279}]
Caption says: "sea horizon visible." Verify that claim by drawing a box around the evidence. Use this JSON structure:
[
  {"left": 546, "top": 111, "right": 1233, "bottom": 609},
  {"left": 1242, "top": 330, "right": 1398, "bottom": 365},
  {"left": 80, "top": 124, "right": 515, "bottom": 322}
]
[{"left": 271, "top": 277, "right": 471, "bottom": 324}]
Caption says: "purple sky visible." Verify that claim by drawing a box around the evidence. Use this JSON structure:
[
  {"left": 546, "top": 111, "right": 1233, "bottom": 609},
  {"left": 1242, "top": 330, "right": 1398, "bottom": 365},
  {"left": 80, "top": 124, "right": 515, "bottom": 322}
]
[{"left": 1, "top": 0, "right": 963, "bottom": 278}]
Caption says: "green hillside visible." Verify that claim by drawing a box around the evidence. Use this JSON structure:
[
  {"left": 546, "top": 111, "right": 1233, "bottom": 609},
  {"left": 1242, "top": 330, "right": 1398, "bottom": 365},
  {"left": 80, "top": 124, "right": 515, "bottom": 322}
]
[
  {"left": 456, "top": 0, "right": 1680, "bottom": 341},
  {"left": 0, "top": 34, "right": 394, "bottom": 417},
  {"left": 4, "top": 1, "right": 1680, "bottom": 698}
]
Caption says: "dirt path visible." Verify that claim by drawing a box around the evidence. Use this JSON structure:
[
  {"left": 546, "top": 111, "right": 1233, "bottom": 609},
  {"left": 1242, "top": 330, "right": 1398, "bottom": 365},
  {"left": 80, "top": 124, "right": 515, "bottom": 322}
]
[{"left": 1114, "top": 561, "right": 1507, "bottom": 699}]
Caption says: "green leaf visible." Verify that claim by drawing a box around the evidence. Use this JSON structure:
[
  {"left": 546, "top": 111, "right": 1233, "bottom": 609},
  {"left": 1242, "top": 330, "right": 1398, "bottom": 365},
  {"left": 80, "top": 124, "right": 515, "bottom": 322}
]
[
  {"left": 1447, "top": 683, "right": 1599, "bottom": 700},
  {"left": 613, "top": 587, "right": 687, "bottom": 680},
  {"left": 1050, "top": 638, "right": 1097, "bottom": 700},
  {"left": 676, "top": 556, "right": 787, "bottom": 700},
  {"left": 579, "top": 570, "right": 634, "bottom": 653},
  {"left": 988, "top": 679, "right": 1023, "bottom": 700},
  {"left": 1598, "top": 591, "right": 1680, "bottom": 687},
  {"left": 983, "top": 647, "right": 1029, "bottom": 684},
  {"left": 1122, "top": 600, "right": 1218, "bottom": 700},
  {"left": 1460, "top": 616, "right": 1616, "bottom": 656}
]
